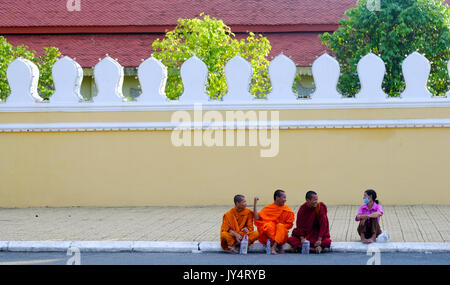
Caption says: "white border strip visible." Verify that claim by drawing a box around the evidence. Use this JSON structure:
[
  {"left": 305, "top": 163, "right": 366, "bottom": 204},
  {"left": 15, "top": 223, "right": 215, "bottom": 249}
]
[
  {"left": 0, "top": 98, "right": 450, "bottom": 112},
  {"left": 1, "top": 118, "right": 450, "bottom": 132},
  {"left": 1, "top": 241, "right": 449, "bottom": 253}
]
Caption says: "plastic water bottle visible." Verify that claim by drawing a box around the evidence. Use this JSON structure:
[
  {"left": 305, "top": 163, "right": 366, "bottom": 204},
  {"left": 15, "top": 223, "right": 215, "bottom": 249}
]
[
  {"left": 240, "top": 235, "right": 248, "bottom": 254},
  {"left": 266, "top": 238, "right": 271, "bottom": 254},
  {"left": 301, "top": 240, "right": 310, "bottom": 254}
]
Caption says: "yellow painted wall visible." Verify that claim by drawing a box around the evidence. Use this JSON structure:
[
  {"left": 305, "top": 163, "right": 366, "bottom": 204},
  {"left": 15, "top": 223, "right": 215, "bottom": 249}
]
[
  {"left": 1, "top": 107, "right": 450, "bottom": 207},
  {"left": 2, "top": 107, "right": 450, "bottom": 124}
]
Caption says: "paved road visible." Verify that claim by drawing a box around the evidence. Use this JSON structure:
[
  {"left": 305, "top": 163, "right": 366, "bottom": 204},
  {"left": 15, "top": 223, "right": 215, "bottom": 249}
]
[{"left": 0, "top": 252, "right": 449, "bottom": 265}]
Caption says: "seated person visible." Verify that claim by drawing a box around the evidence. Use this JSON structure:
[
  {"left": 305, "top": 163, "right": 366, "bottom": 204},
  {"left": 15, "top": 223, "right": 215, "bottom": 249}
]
[
  {"left": 355, "top": 189, "right": 383, "bottom": 244},
  {"left": 220, "top": 194, "right": 259, "bottom": 253},
  {"left": 254, "top": 189, "right": 295, "bottom": 255},
  {"left": 288, "top": 190, "right": 332, "bottom": 254}
]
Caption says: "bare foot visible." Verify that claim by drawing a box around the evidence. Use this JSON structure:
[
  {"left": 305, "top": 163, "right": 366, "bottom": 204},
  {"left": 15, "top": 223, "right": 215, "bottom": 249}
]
[
  {"left": 315, "top": 246, "right": 323, "bottom": 254},
  {"left": 278, "top": 245, "right": 285, "bottom": 254},
  {"left": 227, "top": 246, "right": 239, "bottom": 254},
  {"left": 360, "top": 234, "right": 367, "bottom": 243},
  {"left": 271, "top": 242, "right": 279, "bottom": 255},
  {"left": 271, "top": 246, "right": 278, "bottom": 255}
]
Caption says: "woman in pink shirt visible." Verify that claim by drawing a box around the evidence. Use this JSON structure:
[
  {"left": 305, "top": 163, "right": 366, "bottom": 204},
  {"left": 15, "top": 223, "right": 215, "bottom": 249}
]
[{"left": 355, "top": 189, "right": 383, "bottom": 244}]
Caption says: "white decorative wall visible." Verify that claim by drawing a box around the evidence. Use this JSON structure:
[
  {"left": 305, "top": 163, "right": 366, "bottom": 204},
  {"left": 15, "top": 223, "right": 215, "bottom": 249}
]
[
  {"left": 1, "top": 51, "right": 450, "bottom": 207},
  {"left": 1, "top": 52, "right": 448, "bottom": 112}
]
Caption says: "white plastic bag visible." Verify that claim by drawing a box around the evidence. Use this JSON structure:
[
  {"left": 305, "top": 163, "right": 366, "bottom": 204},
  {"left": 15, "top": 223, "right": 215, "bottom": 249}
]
[{"left": 376, "top": 230, "right": 390, "bottom": 243}]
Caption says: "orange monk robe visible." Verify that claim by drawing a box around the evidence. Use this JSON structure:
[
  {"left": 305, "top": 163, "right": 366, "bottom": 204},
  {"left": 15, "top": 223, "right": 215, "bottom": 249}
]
[
  {"left": 254, "top": 203, "right": 295, "bottom": 245},
  {"left": 220, "top": 208, "right": 259, "bottom": 250}
]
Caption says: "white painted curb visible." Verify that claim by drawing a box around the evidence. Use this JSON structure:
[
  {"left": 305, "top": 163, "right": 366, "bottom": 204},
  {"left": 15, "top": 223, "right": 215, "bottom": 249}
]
[
  {"left": 195, "top": 242, "right": 450, "bottom": 253},
  {"left": 199, "top": 241, "right": 284, "bottom": 253},
  {"left": 0, "top": 241, "right": 448, "bottom": 253},
  {"left": 70, "top": 241, "right": 133, "bottom": 252},
  {"left": 0, "top": 241, "right": 9, "bottom": 251},
  {"left": 331, "top": 242, "right": 450, "bottom": 253},
  {"left": 7, "top": 241, "right": 72, "bottom": 252},
  {"left": 133, "top": 241, "right": 199, "bottom": 253}
]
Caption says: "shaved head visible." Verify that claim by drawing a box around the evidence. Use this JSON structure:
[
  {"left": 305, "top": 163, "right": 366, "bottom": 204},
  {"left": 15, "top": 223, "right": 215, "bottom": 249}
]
[
  {"left": 234, "top": 195, "right": 245, "bottom": 204},
  {"left": 274, "top": 189, "right": 285, "bottom": 201},
  {"left": 306, "top": 191, "right": 317, "bottom": 200},
  {"left": 273, "top": 189, "right": 287, "bottom": 206},
  {"left": 305, "top": 190, "right": 318, "bottom": 208},
  {"left": 233, "top": 194, "right": 247, "bottom": 212}
]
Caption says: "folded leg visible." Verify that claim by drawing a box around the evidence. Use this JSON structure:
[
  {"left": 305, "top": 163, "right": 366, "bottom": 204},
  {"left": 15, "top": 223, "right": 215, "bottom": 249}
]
[
  {"left": 246, "top": 231, "right": 259, "bottom": 246},
  {"left": 220, "top": 232, "right": 237, "bottom": 250},
  {"left": 274, "top": 223, "right": 289, "bottom": 245},
  {"left": 257, "top": 222, "right": 276, "bottom": 245},
  {"left": 308, "top": 235, "right": 332, "bottom": 249},
  {"left": 287, "top": 236, "right": 302, "bottom": 251},
  {"left": 357, "top": 218, "right": 381, "bottom": 240}
]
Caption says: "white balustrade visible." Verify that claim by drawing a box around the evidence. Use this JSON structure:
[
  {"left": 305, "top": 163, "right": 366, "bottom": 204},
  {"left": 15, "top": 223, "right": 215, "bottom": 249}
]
[
  {"left": 137, "top": 56, "right": 168, "bottom": 103},
  {"left": 447, "top": 60, "right": 450, "bottom": 98},
  {"left": 356, "top": 53, "right": 388, "bottom": 101},
  {"left": 400, "top": 52, "right": 432, "bottom": 100},
  {"left": 223, "top": 55, "right": 253, "bottom": 102},
  {"left": 6, "top": 58, "right": 42, "bottom": 105},
  {"left": 2, "top": 52, "right": 449, "bottom": 109},
  {"left": 50, "top": 56, "right": 84, "bottom": 105},
  {"left": 267, "top": 53, "right": 297, "bottom": 101},
  {"left": 179, "top": 55, "right": 209, "bottom": 103},
  {"left": 93, "top": 56, "right": 125, "bottom": 104},
  {"left": 310, "top": 53, "right": 342, "bottom": 101}
]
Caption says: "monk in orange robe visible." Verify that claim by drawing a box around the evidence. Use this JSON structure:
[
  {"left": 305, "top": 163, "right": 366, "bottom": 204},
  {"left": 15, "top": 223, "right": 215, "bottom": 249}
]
[
  {"left": 254, "top": 189, "right": 295, "bottom": 254},
  {"left": 220, "top": 195, "right": 259, "bottom": 253}
]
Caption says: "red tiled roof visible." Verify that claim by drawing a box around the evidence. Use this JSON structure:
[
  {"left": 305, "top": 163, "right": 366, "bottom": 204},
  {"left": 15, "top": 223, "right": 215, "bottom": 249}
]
[
  {"left": 0, "top": 0, "right": 356, "bottom": 27},
  {"left": 4, "top": 33, "right": 328, "bottom": 67},
  {"left": 0, "top": 0, "right": 353, "bottom": 65},
  {"left": 6, "top": 0, "right": 445, "bottom": 68}
]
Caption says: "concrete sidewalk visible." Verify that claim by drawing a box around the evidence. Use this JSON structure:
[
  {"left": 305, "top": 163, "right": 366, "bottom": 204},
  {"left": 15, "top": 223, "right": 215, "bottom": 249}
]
[{"left": 0, "top": 205, "right": 449, "bottom": 253}]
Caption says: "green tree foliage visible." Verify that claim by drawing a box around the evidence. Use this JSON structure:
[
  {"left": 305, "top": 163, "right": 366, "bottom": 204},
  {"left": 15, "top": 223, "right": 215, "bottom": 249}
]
[
  {"left": 152, "top": 13, "right": 272, "bottom": 100},
  {"left": 0, "top": 36, "right": 61, "bottom": 101},
  {"left": 320, "top": 0, "right": 449, "bottom": 97}
]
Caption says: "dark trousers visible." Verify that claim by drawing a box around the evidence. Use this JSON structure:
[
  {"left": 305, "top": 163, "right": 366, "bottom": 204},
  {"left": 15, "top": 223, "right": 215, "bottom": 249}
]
[{"left": 357, "top": 218, "right": 382, "bottom": 239}]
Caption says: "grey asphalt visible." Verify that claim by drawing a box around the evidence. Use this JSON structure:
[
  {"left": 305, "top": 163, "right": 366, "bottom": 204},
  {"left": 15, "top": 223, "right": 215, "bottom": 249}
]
[{"left": 0, "top": 252, "right": 449, "bottom": 265}]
